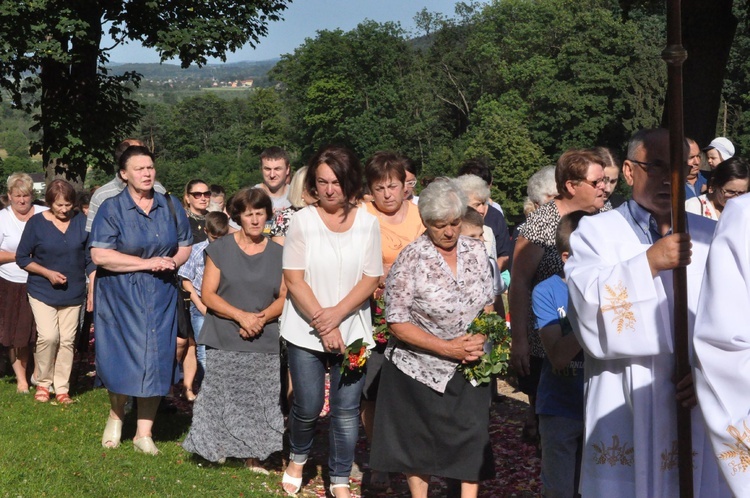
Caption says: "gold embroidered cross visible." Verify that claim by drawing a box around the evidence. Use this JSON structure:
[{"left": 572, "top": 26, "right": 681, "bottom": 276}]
[
  {"left": 719, "top": 421, "right": 750, "bottom": 475},
  {"left": 592, "top": 435, "right": 634, "bottom": 467},
  {"left": 601, "top": 282, "right": 636, "bottom": 333}
]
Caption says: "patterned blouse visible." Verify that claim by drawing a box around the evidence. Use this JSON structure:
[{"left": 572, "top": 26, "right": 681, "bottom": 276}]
[
  {"left": 269, "top": 206, "right": 300, "bottom": 237},
  {"left": 384, "top": 234, "right": 494, "bottom": 393},
  {"left": 519, "top": 200, "right": 610, "bottom": 356}
]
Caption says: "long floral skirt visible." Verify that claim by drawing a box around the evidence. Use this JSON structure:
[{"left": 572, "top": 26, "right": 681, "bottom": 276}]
[{"left": 182, "top": 349, "right": 284, "bottom": 462}]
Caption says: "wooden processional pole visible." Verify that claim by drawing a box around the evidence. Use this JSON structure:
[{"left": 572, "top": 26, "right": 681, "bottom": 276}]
[{"left": 662, "top": 0, "right": 693, "bottom": 496}]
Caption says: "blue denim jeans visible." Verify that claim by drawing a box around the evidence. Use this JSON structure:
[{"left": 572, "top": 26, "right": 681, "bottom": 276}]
[
  {"left": 189, "top": 305, "right": 206, "bottom": 378},
  {"left": 287, "top": 343, "right": 364, "bottom": 484}
]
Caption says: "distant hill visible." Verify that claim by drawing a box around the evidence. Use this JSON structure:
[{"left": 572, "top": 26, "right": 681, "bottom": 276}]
[{"left": 107, "top": 59, "right": 279, "bottom": 83}]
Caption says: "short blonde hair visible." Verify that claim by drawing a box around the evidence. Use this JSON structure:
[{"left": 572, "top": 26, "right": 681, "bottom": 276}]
[
  {"left": 6, "top": 172, "right": 33, "bottom": 196},
  {"left": 287, "top": 166, "right": 309, "bottom": 209}
]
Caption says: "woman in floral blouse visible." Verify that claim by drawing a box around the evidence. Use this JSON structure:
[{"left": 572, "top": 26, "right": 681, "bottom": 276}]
[{"left": 370, "top": 178, "right": 494, "bottom": 498}]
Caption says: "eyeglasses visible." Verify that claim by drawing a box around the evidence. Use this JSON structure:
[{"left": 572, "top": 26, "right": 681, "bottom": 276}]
[
  {"left": 579, "top": 178, "right": 605, "bottom": 188},
  {"left": 404, "top": 180, "right": 417, "bottom": 187},
  {"left": 188, "top": 191, "right": 211, "bottom": 198},
  {"left": 628, "top": 159, "right": 670, "bottom": 177},
  {"left": 720, "top": 187, "right": 747, "bottom": 198}
]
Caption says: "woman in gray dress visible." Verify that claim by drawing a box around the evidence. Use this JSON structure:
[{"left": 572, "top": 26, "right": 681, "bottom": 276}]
[{"left": 182, "top": 187, "right": 286, "bottom": 472}]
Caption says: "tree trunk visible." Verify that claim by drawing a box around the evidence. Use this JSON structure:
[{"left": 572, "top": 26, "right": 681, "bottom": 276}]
[{"left": 42, "top": 2, "right": 104, "bottom": 191}]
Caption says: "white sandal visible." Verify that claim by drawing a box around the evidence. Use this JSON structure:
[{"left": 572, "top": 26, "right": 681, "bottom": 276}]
[
  {"left": 281, "top": 458, "right": 307, "bottom": 496},
  {"left": 329, "top": 482, "right": 350, "bottom": 497}
]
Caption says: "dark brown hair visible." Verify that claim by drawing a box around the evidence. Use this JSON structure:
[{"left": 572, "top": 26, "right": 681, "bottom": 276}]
[
  {"left": 118, "top": 145, "right": 154, "bottom": 172},
  {"left": 229, "top": 187, "right": 273, "bottom": 224},
  {"left": 205, "top": 211, "right": 230, "bottom": 237},
  {"left": 260, "top": 146, "right": 290, "bottom": 167},
  {"left": 462, "top": 206, "right": 485, "bottom": 228},
  {"left": 305, "top": 145, "right": 363, "bottom": 213},
  {"left": 364, "top": 151, "right": 407, "bottom": 188}
]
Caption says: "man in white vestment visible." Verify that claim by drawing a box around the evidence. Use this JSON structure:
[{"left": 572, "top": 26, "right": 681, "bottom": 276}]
[
  {"left": 694, "top": 193, "right": 750, "bottom": 496},
  {"left": 566, "top": 128, "right": 730, "bottom": 497}
]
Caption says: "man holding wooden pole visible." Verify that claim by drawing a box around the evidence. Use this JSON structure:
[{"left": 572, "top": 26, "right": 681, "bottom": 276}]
[{"left": 564, "top": 128, "right": 730, "bottom": 497}]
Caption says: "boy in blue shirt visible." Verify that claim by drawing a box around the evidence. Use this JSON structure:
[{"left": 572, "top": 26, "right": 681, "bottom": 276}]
[{"left": 532, "top": 211, "right": 588, "bottom": 498}]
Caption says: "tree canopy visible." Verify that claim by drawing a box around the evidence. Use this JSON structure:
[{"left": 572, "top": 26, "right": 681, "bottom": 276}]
[
  {"left": 2, "top": 0, "right": 749, "bottom": 220},
  {"left": 0, "top": 0, "right": 290, "bottom": 188}
]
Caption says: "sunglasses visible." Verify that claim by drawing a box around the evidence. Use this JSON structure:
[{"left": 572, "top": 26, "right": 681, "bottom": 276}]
[{"left": 188, "top": 191, "right": 211, "bottom": 198}]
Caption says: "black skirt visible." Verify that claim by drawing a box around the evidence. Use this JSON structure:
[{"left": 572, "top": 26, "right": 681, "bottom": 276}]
[{"left": 370, "top": 359, "right": 495, "bottom": 482}]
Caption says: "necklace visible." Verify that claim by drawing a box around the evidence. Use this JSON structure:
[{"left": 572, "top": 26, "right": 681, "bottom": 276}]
[
  {"left": 376, "top": 201, "right": 408, "bottom": 225},
  {"left": 318, "top": 206, "right": 348, "bottom": 232}
]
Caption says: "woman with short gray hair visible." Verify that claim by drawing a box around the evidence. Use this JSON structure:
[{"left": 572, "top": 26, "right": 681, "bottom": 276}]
[
  {"left": 371, "top": 178, "right": 495, "bottom": 497},
  {"left": 525, "top": 166, "right": 557, "bottom": 214},
  {"left": 453, "top": 174, "right": 497, "bottom": 260},
  {"left": 417, "top": 177, "right": 467, "bottom": 224}
]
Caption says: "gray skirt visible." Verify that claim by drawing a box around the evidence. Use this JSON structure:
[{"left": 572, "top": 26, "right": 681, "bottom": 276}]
[{"left": 182, "top": 349, "right": 284, "bottom": 462}]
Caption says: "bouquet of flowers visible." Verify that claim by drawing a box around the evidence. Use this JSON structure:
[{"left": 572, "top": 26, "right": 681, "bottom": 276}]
[
  {"left": 370, "top": 296, "right": 389, "bottom": 345},
  {"left": 458, "top": 311, "right": 511, "bottom": 387},
  {"left": 340, "top": 338, "right": 370, "bottom": 377}
]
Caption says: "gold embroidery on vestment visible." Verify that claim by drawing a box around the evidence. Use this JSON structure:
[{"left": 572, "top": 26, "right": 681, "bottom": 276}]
[
  {"left": 660, "top": 440, "right": 697, "bottom": 471},
  {"left": 601, "top": 282, "right": 636, "bottom": 333},
  {"left": 592, "top": 435, "right": 634, "bottom": 466},
  {"left": 719, "top": 421, "right": 750, "bottom": 475}
]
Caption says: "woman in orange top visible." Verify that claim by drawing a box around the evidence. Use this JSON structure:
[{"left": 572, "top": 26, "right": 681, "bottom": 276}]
[{"left": 362, "top": 151, "right": 424, "bottom": 490}]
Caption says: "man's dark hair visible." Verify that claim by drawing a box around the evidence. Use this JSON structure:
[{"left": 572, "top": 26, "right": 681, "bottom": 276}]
[
  {"left": 458, "top": 158, "right": 493, "bottom": 186},
  {"left": 260, "top": 146, "right": 290, "bottom": 167},
  {"left": 556, "top": 210, "right": 590, "bottom": 255},
  {"left": 210, "top": 184, "right": 226, "bottom": 196}
]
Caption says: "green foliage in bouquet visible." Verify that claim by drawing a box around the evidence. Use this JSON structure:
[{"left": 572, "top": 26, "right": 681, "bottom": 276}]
[{"left": 459, "top": 311, "right": 511, "bottom": 386}]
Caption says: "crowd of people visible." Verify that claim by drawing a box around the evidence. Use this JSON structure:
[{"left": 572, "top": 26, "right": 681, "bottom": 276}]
[{"left": 1, "top": 129, "right": 750, "bottom": 498}]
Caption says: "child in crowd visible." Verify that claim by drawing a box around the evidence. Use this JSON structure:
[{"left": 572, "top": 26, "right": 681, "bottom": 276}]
[
  {"left": 531, "top": 211, "right": 588, "bottom": 498},
  {"left": 178, "top": 211, "right": 230, "bottom": 399},
  {"left": 461, "top": 207, "right": 507, "bottom": 298}
]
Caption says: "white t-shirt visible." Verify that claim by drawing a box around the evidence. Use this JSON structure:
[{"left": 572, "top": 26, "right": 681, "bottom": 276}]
[
  {"left": 0, "top": 205, "right": 49, "bottom": 283},
  {"left": 280, "top": 205, "right": 383, "bottom": 351},
  {"left": 254, "top": 183, "right": 291, "bottom": 212}
]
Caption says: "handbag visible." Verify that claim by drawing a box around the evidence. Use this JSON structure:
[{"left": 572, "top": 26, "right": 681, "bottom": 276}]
[{"left": 164, "top": 194, "right": 194, "bottom": 340}]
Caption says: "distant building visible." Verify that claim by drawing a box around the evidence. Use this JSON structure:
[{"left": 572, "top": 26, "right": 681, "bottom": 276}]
[{"left": 30, "top": 172, "right": 45, "bottom": 194}]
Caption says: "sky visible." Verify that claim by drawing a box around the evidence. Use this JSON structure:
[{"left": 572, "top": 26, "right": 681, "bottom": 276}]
[{"left": 105, "top": 0, "right": 488, "bottom": 65}]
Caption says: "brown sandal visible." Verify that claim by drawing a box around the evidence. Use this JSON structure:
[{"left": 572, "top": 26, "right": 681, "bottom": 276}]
[
  {"left": 55, "top": 393, "right": 75, "bottom": 405},
  {"left": 34, "top": 386, "right": 50, "bottom": 403}
]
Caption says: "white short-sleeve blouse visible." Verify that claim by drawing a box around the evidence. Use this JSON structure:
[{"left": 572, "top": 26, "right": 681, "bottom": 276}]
[
  {"left": 280, "top": 205, "right": 383, "bottom": 351},
  {"left": 0, "top": 205, "right": 49, "bottom": 283}
]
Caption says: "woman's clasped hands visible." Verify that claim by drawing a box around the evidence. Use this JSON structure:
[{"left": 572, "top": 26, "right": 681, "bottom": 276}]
[{"left": 149, "top": 256, "right": 176, "bottom": 272}]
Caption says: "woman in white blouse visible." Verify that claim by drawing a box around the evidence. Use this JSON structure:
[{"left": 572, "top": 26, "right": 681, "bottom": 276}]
[
  {"left": 279, "top": 145, "right": 382, "bottom": 498},
  {"left": 0, "top": 173, "right": 48, "bottom": 394}
]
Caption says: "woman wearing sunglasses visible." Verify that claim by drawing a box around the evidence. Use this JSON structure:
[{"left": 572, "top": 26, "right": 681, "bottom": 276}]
[
  {"left": 685, "top": 157, "right": 750, "bottom": 220},
  {"left": 178, "top": 179, "right": 212, "bottom": 400},
  {"left": 184, "top": 180, "right": 211, "bottom": 243}
]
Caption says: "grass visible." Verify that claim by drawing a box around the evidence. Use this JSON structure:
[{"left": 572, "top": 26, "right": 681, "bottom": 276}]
[{"left": 0, "top": 377, "right": 286, "bottom": 497}]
